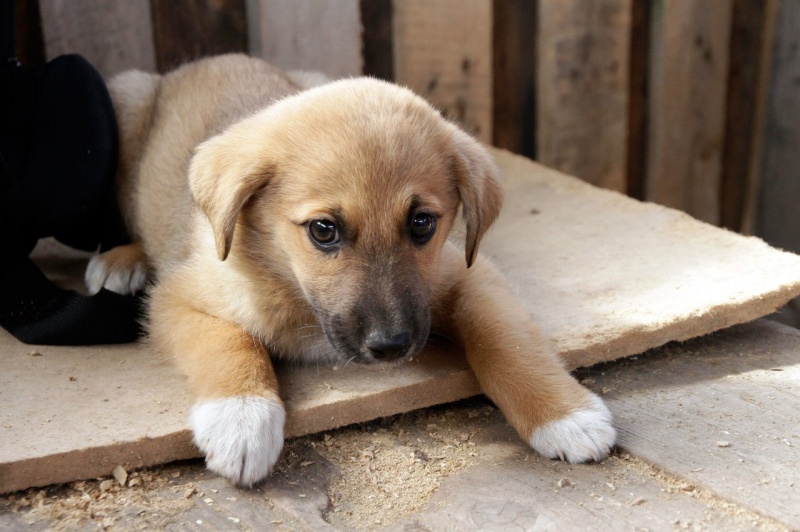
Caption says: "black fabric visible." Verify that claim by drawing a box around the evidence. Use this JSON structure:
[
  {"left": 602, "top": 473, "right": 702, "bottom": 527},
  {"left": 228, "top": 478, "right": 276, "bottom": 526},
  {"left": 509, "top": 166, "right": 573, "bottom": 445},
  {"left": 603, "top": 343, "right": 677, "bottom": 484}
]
[{"left": 0, "top": 55, "right": 143, "bottom": 345}]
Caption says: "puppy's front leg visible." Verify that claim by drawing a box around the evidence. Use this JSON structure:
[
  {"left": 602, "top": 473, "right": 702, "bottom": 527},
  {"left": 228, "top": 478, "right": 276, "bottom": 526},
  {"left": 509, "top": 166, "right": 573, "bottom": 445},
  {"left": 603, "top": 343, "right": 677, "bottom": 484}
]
[
  {"left": 442, "top": 251, "right": 616, "bottom": 462},
  {"left": 150, "top": 290, "right": 284, "bottom": 487}
]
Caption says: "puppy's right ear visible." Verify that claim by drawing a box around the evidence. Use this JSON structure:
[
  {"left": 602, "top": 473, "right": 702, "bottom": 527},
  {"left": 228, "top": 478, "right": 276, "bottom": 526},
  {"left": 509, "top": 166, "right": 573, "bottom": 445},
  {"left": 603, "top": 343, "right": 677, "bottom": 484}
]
[{"left": 189, "top": 130, "right": 275, "bottom": 261}]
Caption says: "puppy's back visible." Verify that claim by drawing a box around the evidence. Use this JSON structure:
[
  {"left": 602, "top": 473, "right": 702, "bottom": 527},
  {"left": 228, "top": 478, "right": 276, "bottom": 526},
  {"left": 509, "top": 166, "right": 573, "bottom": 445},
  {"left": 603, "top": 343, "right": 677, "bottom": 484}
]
[{"left": 111, "top": 55, "right": 299, "bottom": 272}]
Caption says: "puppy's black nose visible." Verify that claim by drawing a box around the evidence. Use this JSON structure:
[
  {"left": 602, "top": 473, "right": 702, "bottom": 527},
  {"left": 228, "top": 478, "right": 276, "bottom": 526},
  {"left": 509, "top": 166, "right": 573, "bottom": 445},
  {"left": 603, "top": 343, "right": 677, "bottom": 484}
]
[{"left": 365, "top": 331, "right": 413, "bottom": 361}]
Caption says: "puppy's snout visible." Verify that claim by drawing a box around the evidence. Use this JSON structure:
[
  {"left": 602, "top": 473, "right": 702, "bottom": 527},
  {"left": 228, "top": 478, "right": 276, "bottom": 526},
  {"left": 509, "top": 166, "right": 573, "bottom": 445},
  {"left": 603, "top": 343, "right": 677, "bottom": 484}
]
[{"left": 365, "top": 331, "right": 413, "bottom": 361}]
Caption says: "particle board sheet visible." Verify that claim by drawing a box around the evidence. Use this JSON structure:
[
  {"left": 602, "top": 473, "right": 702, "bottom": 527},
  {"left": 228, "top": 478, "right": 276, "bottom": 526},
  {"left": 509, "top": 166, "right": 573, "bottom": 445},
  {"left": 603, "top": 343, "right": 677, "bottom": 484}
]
[{"left": 3, "top": 148, "right": 800, "bottom": 494}]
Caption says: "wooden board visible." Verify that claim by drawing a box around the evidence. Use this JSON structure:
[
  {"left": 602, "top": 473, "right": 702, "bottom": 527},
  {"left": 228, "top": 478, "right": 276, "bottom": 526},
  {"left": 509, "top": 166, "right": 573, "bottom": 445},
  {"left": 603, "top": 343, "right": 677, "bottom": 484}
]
[
  {"left": 591, "top": 319, "right": 800, "bottom": 528},
  {"left": 535, "top": 0, "right": 632, "bottom": 193},
  {"left": 483, "top": 149, "right": 800, "bottom": 368},
  {"left": 37, "top": 0, "right": 156, "bottom": 78},
  {"left": 3, "top": 322, "right": 795, "bottom": 529},
  {"left": 392, "top": 0, "right": 493, "bottom": 143},
  {"left": 360, "top": 0, "right": 394, "bottom": 81},
  {"left": 644, "top": 0, "right": 732, "bottom": 224},
  {"left": 0, "top": 329, "right": 475, "bottom": 495},
  {"left": 492, "top": 0, "right": 537, "bottom": 158},
  {"left": 3, "top": 148, "right": 800, "bottom": 494},
  {"left": 626, "top": 0, "right": 651, "bottom": 201},
  {"left": 719, "top": 0, "right": 774, "bottom": 232},
  {"left": 756, "top": 0, "right": 800, "bottom": 253},
  {"left": 247, "top": 0, "right": 362, "bottom": 78},
  {"left": 150, "top": 0, "right": 248, "bottom": 73}
]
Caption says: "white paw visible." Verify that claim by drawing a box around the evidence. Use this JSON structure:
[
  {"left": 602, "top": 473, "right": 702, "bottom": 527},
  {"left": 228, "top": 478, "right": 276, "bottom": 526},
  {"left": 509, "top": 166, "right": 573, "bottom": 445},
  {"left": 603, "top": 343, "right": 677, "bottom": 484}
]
[
  {"left": 85, "top": 253, "right": 147, "bottom": 295},
  {"left": 190, "top": 396, "right": 285, "bottom": 487},
  {"left": 529, "top": 394, "right": 616, "bottom": 463}
]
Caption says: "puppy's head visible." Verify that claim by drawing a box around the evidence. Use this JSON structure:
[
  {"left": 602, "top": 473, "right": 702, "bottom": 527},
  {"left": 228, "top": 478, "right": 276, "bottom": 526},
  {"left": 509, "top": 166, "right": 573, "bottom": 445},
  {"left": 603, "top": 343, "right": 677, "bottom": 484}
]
[{"left": 189, "top": 78, "right": 503, "bottom": 363}]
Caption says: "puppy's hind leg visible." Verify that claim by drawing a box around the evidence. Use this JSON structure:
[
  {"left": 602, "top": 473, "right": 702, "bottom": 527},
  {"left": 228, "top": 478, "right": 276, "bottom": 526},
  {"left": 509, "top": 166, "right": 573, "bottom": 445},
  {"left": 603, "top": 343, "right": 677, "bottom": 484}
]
[
  {"left": 442, "top": 252, "right": 616, "bottom": 463},
  {"left": 85, "top": 242, "right": 148, "bottom": 295}
]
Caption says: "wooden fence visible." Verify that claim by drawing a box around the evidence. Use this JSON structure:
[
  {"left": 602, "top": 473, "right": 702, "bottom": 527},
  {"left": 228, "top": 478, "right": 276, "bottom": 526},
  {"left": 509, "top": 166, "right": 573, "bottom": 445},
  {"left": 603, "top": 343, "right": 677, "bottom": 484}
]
[{"left": 12, "top": 0, "right": 800, "bottom": 253}]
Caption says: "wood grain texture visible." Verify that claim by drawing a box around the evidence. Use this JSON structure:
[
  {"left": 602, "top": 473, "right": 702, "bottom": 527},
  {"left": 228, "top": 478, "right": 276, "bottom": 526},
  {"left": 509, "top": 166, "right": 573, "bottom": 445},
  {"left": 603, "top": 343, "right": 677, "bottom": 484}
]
[
  {"left": 248, "top": 0, "right": 362, "bottom": 78},
  {"left": 644, "top": 0, "right": 732, "bottom": 225},
  {"left": 536, "top": 0, "right": 632, "bottom": 192},
  {"left": 492, "top": 0, "right": 536, "bottom": 158},
  {"left": 756, "top": 0, "right": 800, "bottom": 252},
  {"left": 393, "top": 0, "right": 493, "bottom": 143},
  {"left": 720, "top": 0, "right": 771, "bottom": 232},
  {"left": 150, "top": 0, "right": 248, "bottom": 73},
  {"left": 38, "top": 0, "right": 156, "bottom": 78},
  {"left": 593, "top": 320, "right": 800, "bottom": 529}
]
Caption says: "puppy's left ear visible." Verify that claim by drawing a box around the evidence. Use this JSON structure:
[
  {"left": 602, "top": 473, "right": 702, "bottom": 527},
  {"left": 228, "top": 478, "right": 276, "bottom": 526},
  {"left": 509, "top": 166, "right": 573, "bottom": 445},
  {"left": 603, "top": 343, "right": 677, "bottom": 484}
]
[
  {"left": 449, "top": 127, "right": 504, "bottom": 267},
  {"left": 189, "top": 129, "right": 276, "bottom": 261}
]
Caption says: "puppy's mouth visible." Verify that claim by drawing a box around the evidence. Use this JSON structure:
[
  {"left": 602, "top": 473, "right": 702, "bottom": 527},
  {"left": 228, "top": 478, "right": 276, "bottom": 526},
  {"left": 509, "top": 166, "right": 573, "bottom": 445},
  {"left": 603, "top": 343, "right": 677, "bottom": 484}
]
[{"left": 314, "top": 310, "right": 430, "bottom": 365}]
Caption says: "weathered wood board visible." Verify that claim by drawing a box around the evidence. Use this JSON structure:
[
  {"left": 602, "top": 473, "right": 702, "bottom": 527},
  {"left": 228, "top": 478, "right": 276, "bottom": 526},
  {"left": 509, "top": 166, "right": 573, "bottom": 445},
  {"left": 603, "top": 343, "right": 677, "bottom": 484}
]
[
  {"left": 246, "top": 0, "right": 362, "bottom": 79},
  {"left": 3, "top": 321, "right": 795, "bottom": 530},
  {"left": 756, "top": 0, "right": 800, "bottom": 253},
  {"left": 536, "top": 0, "right": 632, "bottom": 193},
  {"left": 3, "top": 148, "right": 800, "bottom": 494},
  {"left": 150, "top": 0, "right": 248, "bottom": 73},
  {"left": 492, "top": 0, "right": 536, "bottom": 158},
  {"left": 591, "top": 319, "right": 800, "bottom": 529},
  {"left": 37, "top": 0, "right": 156, "bottom": 78},
  {"left": 645, "top": 0, "right": 732, "bottom": 224},
  {"left": 392, "top": 0, "right": 493, "bottom": 143}
]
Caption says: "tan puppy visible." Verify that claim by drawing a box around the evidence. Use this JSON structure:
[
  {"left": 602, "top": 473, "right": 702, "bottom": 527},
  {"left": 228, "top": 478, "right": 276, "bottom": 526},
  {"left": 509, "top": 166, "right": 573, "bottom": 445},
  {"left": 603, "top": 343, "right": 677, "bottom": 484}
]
[{"left": 88, "top": 54, "right": 615, "bottom": 486}]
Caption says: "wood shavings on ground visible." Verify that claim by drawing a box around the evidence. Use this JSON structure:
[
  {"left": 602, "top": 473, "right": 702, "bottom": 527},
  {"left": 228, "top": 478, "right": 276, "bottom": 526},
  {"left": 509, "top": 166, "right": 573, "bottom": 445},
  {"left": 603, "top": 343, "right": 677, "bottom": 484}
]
[
  {"left": 313, "top": 402, "right": 496, "bottom": 530},
  {"left": 0, "top": 469, "right": 195, "bottom": 530}
]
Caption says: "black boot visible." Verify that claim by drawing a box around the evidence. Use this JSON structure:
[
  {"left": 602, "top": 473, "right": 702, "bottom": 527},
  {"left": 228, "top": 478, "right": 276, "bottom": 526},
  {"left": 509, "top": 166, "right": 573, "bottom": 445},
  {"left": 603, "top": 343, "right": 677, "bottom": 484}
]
[{"left": 0, "top": 55, "right": 143, "bottom": 345}]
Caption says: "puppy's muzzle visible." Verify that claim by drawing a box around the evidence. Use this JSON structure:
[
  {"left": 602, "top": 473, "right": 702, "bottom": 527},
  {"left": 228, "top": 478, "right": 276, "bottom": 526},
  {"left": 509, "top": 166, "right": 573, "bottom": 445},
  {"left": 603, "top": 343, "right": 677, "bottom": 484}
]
[{"left": 364, "top": 330, "right": 413, "bottom": 361}]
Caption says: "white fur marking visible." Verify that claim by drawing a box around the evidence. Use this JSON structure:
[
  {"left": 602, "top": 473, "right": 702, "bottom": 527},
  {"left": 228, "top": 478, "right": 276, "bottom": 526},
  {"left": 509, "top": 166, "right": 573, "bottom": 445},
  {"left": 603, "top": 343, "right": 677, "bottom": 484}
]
[
  {"left": 529, "top": 394, "right": 616, "bottom": 463},
  {"left": 85, "top": 254, "right": 147, "bottom": 295},
  {"left": 190, "top": 396, "right": 285, "bottom": 486}
]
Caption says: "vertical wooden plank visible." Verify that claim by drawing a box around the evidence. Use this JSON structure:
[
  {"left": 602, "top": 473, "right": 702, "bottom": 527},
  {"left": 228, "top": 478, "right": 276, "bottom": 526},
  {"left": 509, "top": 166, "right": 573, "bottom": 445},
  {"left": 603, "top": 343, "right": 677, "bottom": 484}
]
[
  {"left": 150, "top": 0, "right": 248, "bottom": 73},
  {"left": 361, "top": 0, "right": 394, "bottom": 81},
  {"left": 626, "top": 0, "right": 651, "bottom": 200},
  {"left": 644, "top": 0, "right": 732, "bottom": 225},
  {"left": 492, "top": 0, "right": 536, "bottom": 158},
  {"left": 536, "top": 0, "right": 632, "bottom": 193},
  {"left": 741, "top": 0, "right": 779, "bottom": 235},
  {"left": 38, "top": 0, "right": 156, "bottom": 78},
  {"left": 13, "top": 0, "right": 45, "bottom": 65},
  {"left": 719, "top": 0, "right": 771, "bottom": 232},
  {"left": 393, "top": 0, "right": 493, "bottom": 144},
  {"left": 757, "top": 0, "right": 800, "bottom": 252},
  {"left": 248, "top": 0, "right": 362, "bottom": 79}
]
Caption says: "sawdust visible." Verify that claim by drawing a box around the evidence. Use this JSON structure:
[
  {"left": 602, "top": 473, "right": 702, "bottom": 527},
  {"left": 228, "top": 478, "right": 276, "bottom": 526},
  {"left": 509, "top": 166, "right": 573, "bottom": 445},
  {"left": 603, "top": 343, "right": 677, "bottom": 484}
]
[
  {"left": 0, "top": 467, "right": 195, "bottom": 530},
  {"left": 616, "top": 452, "right": 790, "bottom": 532},
  {"left": 316, "top": 401, "right": 496, "bottom": 530}
]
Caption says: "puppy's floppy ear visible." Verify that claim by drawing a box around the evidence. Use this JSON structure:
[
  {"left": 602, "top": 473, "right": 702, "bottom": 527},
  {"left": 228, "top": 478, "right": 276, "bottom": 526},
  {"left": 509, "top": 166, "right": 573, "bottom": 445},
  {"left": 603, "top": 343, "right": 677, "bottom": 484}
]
[
  {"left": 189, "top": 130, "right": 275, "bottom": 261},
  {"left": 449, "top": 127, "right": 504, "bottom": 267}
]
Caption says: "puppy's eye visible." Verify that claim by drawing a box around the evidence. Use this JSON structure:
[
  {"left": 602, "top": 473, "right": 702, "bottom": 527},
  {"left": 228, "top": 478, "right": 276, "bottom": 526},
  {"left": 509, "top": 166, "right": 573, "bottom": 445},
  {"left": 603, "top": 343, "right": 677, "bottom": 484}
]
[
  {"left": 308, "top": 219, "right": 340, "bottom": 248},
  {"left": 409, "top": 213, "right": 436, "bottom": 244}
]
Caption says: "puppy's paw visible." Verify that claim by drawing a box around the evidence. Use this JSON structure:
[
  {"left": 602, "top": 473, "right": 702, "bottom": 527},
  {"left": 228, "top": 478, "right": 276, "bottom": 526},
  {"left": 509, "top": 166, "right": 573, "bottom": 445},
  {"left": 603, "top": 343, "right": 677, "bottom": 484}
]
[
  {"left": 85, "top": 244, "right": 148, "bottom": 295},
  {"left": 529, "top": 394, "right": 616, "bottom": 463},
  {"left": 190, "top": 396, "right": 286, "bottom": 487}
]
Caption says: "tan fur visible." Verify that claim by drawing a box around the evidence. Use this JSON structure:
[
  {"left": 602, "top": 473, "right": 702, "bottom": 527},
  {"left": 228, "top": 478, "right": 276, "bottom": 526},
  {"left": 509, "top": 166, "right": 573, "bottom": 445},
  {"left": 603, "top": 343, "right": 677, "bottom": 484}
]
[{"left": 102, "top": 54, "right": 612, "bottom": 484}]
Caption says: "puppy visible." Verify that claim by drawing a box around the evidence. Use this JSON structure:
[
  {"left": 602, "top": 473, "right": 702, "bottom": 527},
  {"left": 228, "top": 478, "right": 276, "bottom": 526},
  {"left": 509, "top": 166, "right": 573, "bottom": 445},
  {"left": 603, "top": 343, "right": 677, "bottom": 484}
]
[{"left": 88, "top": 54, "right": 615, "bottom": 486}]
